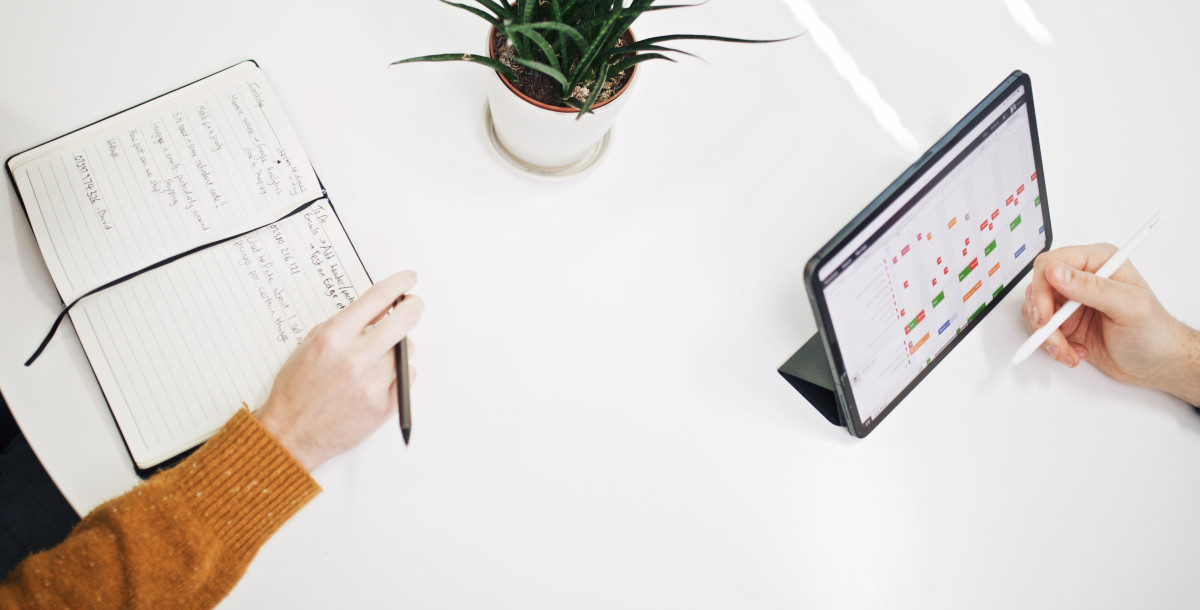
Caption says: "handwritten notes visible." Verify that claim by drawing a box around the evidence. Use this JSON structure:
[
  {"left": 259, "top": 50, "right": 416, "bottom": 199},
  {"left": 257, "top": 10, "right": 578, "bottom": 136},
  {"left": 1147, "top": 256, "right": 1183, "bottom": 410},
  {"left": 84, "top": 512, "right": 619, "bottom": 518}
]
[
  {"left": 72, "top": 154, "right": 111, "bottom": 230},
  {"left": 71, "top": 200, "right": 369, "bottom": 467},
  {"left": 7, "top": 62, "right": 378, "bottom": 470},
  {"left": 8, "top": 61, "right": 319, "bottom": 302}
]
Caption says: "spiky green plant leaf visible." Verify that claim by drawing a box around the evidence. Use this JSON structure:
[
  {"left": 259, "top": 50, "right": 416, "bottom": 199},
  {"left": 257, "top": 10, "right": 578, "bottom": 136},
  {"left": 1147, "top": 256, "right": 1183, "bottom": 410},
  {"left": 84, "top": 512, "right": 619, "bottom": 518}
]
[
  {"left": 575, "top": 61, "right": 611, "bottom": 118},
  {"left": 437, "top": 0, "right": 503, "bottom": 29},
  {"left": 390, "top": 53, "right": 519, "bottom": 83},
  {"left": 609, "top": 52, "right": 674, "bottom": 76},
  {"left": 470, "top": 0, "right": 515, "bottom": 20},
  {"left": 392, "top": 0, "right": 803, "bottom": 115}
]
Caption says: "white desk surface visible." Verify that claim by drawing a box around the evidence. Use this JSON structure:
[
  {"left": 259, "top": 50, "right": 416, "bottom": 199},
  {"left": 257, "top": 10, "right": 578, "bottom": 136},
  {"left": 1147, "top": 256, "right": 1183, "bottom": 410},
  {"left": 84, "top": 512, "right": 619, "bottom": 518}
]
[{"left": 3, "top": 1, "right": 1199, "bottom": 608}]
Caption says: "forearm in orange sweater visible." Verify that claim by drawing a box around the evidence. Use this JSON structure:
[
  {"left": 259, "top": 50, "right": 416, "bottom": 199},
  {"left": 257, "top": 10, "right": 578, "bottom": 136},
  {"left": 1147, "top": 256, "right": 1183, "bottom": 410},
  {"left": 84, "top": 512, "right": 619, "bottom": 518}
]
[{"left": 0, "top": 408, "right": 320, "bottom": 609}]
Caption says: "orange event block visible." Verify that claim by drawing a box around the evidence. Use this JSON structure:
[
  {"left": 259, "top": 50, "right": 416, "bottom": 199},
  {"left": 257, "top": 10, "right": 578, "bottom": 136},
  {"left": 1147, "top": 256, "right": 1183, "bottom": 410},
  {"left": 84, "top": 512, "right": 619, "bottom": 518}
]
[
  {"left": 909, "top": 332, "right": 930, "bottom": 356},
  {"left": 963, "top": 280, "right": 983, "bottom": 302}
]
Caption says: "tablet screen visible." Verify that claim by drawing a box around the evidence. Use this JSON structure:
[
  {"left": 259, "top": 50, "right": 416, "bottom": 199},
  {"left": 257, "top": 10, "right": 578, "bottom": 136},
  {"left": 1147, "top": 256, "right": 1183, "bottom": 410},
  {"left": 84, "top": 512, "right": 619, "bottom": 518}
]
[{"left": 816, "top": 83, "right": 1046, "bottom": 428}]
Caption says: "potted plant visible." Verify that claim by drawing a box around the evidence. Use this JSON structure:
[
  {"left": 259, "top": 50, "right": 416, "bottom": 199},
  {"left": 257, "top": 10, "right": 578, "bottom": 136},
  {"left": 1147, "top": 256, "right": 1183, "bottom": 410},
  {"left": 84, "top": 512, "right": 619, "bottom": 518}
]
[{"left": 392, "top": 0, "right": 795, "bottom": 174}]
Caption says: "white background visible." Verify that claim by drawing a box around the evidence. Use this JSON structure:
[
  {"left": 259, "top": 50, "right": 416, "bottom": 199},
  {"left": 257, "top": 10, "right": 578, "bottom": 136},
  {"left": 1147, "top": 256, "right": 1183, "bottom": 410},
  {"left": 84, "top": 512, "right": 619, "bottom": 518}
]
[{"left": 2, "top": 1, "right": 1199, "bottom": 608}]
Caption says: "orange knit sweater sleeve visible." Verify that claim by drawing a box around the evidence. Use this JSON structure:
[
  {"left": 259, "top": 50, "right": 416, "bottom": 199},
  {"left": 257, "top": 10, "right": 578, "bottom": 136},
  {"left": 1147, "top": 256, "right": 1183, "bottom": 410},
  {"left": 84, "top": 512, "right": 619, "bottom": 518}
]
[{"left": 0, "top": 408, "right": 321, "bottom": 609}]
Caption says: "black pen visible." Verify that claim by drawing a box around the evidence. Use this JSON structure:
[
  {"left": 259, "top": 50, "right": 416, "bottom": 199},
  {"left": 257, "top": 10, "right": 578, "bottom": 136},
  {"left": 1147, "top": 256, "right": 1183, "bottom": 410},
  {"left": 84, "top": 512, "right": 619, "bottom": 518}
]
[{"left": 394, "top": 297, "right": 411, "bottom": 445}]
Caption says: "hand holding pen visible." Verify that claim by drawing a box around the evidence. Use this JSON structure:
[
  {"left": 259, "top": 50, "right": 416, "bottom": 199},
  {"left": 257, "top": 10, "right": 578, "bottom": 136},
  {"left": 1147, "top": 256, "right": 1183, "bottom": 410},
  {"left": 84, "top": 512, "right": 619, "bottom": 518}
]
[{"left": 255, "top": 272, "right": 423, "bottom": 471}]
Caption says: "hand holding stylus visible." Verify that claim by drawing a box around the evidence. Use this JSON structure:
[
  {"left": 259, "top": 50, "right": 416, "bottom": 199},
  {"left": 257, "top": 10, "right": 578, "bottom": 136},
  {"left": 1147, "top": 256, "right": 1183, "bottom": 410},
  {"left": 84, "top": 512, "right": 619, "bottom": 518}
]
[
  {"left": 1016, "top": 234, "right": 1200, "bottom": 406},
  {"left": 1012, "top": 212, "right": 1165, "bottom": 367}
]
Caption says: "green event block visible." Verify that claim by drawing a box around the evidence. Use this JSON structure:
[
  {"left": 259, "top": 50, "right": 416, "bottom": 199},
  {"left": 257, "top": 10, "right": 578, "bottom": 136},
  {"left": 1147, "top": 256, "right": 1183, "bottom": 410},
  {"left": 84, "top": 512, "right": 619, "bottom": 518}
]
[
  {"left": 984, "top": 239, "right": 997, "bottom": 256},
  {"left": 1010, "top": 215, "right": 1022, "bottom": 231},
  {"left": 968, "top": 302, "right": 987, "bottom": 323},
  {"left": 1034, "top": 195, "right": 1041, "bottom": 207},
  {"left": 992, "top": 284, "right": 1005, "bottom": 299},
  {"left": 906, "top": 312, "right": 923, "bottom": 333},
  {"left": 932, "top": 291, "right": 945, "bottom": 308},
  {"left": 958, "top": 263, "right": 973, "bottom": 282}
]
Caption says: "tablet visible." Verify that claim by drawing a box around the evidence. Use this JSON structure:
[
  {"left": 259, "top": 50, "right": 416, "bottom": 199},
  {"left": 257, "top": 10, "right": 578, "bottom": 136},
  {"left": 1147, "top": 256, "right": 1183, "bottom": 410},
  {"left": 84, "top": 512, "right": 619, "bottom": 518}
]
[{"left": 804, "top": 71, "right": 1051, "bottom": 437}]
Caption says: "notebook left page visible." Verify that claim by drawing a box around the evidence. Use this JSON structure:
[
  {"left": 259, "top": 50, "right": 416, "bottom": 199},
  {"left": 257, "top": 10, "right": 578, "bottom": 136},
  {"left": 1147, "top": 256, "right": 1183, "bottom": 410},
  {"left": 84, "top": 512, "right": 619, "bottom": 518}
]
[{"left": 7, "top": 61, "right": 320, "bottom": 303}]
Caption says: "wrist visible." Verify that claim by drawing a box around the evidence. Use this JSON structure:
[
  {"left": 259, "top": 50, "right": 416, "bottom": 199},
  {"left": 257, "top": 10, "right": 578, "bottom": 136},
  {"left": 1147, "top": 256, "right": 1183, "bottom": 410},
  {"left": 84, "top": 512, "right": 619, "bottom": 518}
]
[
  {"left": 255, "top": 402, "right": 322, "bottom": 472},
  {"left": 1155, "top": 325, "right": 1200, "bottom": 407}
]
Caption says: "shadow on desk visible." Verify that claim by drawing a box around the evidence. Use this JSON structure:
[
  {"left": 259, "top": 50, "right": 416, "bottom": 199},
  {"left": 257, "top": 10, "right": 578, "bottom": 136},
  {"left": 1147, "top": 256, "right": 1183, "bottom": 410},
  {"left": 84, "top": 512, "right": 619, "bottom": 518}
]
[{"left": 0, "top": 390, "right": 80, "bottom": 580}]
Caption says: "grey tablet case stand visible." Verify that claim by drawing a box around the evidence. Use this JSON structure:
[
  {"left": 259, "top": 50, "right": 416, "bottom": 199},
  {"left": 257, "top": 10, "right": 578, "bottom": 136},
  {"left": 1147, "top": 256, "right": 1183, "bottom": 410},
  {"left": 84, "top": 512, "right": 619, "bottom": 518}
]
[{"left": 778, "top": 334, "right": 844, "bottom": 427}]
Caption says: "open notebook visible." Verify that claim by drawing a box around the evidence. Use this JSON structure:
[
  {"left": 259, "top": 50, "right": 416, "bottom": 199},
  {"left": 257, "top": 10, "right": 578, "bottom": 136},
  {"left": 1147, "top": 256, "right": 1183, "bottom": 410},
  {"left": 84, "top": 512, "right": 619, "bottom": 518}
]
[{"left": 7, "top": 61, "right": 372, "bottom": 474}]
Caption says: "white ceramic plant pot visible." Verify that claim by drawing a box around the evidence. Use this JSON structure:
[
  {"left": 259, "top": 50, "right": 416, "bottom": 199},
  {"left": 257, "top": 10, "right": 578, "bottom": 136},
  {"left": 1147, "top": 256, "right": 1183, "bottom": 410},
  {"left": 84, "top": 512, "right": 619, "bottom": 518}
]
[{"left": 486, "top": 33, "right": 638, "bottom": 170}]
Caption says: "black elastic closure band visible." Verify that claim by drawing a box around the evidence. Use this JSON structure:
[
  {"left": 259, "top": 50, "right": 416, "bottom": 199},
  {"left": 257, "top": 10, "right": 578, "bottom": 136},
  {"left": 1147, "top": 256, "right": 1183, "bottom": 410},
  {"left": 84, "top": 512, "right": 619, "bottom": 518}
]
[{"left": 25, "top": 198, "right": 321, "bottom": 367}]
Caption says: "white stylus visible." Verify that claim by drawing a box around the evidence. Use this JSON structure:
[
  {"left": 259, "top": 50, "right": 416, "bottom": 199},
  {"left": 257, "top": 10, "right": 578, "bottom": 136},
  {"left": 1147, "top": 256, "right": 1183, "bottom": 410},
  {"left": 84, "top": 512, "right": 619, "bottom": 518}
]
[{"left": 1009, "top": 211, "right": 1167, "bottom": 367}]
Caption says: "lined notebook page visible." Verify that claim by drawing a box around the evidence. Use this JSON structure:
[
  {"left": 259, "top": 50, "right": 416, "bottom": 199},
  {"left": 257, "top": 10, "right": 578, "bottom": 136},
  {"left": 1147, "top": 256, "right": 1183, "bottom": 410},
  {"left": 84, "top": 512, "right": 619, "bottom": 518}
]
[
  {"left": 7, "top": 61, "right": 319, "bottom": 303},
  {"left": 71, "top": 200, "right": 370, "bottom": 468}
]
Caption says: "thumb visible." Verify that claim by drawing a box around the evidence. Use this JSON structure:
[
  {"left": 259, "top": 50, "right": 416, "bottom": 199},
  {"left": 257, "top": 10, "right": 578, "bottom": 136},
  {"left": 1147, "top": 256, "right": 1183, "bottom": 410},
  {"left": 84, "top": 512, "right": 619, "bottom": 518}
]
[{"left": 1045, "top": 261, "right": 1139, "bottom": 321}]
